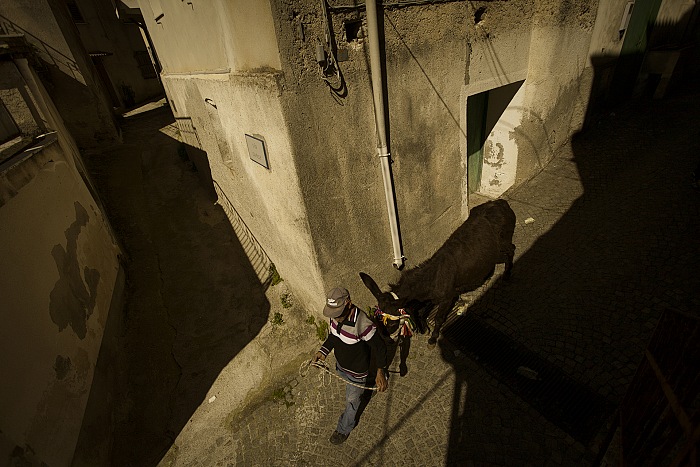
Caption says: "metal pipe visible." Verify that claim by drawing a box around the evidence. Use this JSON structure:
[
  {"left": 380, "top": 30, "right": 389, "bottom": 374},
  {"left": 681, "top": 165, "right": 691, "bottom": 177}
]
[{"left": 366, "top": 0, "right": 405, "bottom": 269}]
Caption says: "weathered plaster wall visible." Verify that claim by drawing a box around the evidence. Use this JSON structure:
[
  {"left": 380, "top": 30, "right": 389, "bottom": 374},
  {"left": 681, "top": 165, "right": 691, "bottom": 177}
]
[
  {"left": 164, "top": 71, "right": 324, "bottom": 312},
  {"left": 462, "top": 1, "right": 533, "bottom": 201},
  {"left": 140, "top": 0, "right": 614, "bottom": 315},
  {"left": 71, "top": 0, "right": 163, "bottom": 107},
  {"left": 138, "top": 0, "right": 322, "bottom": 310},
  {"left": 464, "top": 1, "right": 533, "bottom": 91},
  {"left": 480, "top": 81, "right": 527, "bottom": 198},
  {"left": 138, "top": 0, "right": 281, "bottom": 74},
  {"left": 269, "top": 1, "right": 473, "bottom": 308},
  {"left": 515, "top": 0, "right": 599, "bottom": 185},
  {"left": 588, "top": 0, "right": 631, "bottom": 62},
  {"left": 216, "top": 0, "right": 282, "bottom": 72},
  {"left": 0, "top": 0, "right": 120, "bottom": 148},
  {"left": 584, "top": 0, "right": 631, "bottom": 119},
  {"left": 384, "top": 5, "right": 469, "bottom": 271},
  {"left": 0, "top": 141, "right": 121, "bottom": 466}
]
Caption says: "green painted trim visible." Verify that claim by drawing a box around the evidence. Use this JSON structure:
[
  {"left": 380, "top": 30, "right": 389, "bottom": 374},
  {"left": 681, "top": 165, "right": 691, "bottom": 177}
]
[{"left": 467, "top": 92, "right": 488, "bottom": 193}]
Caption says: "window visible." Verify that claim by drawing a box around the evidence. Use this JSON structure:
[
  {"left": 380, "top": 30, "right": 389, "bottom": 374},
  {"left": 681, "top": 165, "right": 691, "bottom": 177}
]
[
  {"left": 65, "top": 1, "right": 86, "bottom": 24},
  {"left": 345, "top": 20, "right": 362, "bottom": 42},
  {"left": 134, "top": 51, "right": 157, "bottom": 79},
  {"left": 0, "top": 100, "right": 20, "bottom": 145}
]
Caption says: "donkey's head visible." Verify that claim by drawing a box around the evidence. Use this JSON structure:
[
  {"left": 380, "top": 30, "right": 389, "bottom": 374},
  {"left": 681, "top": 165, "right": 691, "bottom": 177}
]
[
  {"left": 360, "top": 272, "right": 402, "bottom": 316},
  {"left": 360, "top": 272, "right": 423, "bottom": 338}
]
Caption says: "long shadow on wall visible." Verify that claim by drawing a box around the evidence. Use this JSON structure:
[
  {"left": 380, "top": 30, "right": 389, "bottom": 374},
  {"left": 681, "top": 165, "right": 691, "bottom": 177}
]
[
  {"left": 438, "top": 50, "right": 700, "bottom": 466},
  {"left": 76, "top": 104, "right": 271, "bottom": 467}
]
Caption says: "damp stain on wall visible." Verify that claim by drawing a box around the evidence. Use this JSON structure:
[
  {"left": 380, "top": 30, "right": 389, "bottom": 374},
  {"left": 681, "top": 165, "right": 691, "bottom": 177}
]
[
  {"left": 54, "top": 355, "right": 72, "bottom": 380},
  {"left": 484, "top": 140, "right": 505, "bottom": 169},
  {"left": 484, "top": 140, "right": 506, "bottom": 187},
  {"left": 49, "top": 202, "right": 100, "bottom": 339}
]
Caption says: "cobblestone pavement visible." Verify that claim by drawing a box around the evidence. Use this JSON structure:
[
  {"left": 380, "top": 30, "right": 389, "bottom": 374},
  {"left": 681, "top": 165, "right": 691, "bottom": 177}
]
[
  {"left": 100, "top": 86, "right": 700, "bottom": 466},
  {"left": 181, "top": 88, "right": 698, "bottom": 467}
]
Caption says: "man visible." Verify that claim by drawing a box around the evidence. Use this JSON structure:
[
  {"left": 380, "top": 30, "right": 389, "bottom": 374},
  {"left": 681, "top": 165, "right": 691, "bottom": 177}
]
[{"left": 313, "top": 286, "right": 388, "bottom": 444}]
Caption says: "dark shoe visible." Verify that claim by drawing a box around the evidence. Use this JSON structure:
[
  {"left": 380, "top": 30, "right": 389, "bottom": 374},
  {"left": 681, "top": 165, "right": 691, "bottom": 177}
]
[{"left": 329, "top": 430, "right": 348, "bottom": 445}]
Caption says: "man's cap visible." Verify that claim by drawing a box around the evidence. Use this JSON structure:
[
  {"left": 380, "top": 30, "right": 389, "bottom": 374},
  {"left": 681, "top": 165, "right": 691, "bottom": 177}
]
[{"left": 323, "top": 287, "right": 350, "bottom": 318}]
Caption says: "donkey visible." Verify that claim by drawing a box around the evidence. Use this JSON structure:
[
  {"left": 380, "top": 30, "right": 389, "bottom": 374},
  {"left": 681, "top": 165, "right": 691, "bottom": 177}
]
[
  {"left": 360, "top": 272, "right": 416, "bottom": 376},
  {"left": 360, "top": 199, "right": 516, "bottom": 347}
]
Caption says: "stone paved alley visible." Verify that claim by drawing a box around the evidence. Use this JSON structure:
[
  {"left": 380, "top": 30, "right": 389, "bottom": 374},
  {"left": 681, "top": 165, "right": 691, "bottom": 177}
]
[{"left": 84, "top": 83, "right": 699, "bottom": 466}]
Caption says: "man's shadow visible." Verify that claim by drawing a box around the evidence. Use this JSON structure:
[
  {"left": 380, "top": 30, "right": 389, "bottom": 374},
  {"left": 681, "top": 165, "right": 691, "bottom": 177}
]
[{"left": 354, "top": 330, "right": 411, "bottom": 427}]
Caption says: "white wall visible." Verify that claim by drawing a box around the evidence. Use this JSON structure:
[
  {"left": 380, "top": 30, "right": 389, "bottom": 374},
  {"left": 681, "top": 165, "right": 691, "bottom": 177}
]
[
  {"left": 480, "top": 81, "right": 527, "bottom": 198},
  {"left": 138, "top": 0, "right": 281, "bottom": 74},
  {"left": 0, "top": 142, "right": 121, "bottom": 466}
]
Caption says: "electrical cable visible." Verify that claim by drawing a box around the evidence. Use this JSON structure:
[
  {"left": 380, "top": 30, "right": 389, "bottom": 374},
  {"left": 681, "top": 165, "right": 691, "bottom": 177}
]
[{"left": 328, "top": 0, "right": 468, "bottom": 13}]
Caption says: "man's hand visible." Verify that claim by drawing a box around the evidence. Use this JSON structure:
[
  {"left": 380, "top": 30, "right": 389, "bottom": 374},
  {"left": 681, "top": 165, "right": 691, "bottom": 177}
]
[
  {"left": 375, "top": 369, "right": 388, "bottom": 392},
  {"left": 312, "top": 351, "right": 326, "bottom": 363}
]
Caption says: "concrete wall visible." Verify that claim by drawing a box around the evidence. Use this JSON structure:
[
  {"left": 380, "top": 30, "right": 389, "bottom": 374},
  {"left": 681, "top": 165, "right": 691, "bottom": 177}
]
[
  {"left": 0, "top": 0, "right": 120, "bottom": 148},
  {"left": 71, "top": 0, "right": 163, "bottom": 109}
]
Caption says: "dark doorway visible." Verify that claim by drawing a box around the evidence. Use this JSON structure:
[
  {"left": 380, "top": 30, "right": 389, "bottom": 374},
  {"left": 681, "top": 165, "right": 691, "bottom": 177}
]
[{"left": 91, "top": 56, "right": 121, "bottom": 108}]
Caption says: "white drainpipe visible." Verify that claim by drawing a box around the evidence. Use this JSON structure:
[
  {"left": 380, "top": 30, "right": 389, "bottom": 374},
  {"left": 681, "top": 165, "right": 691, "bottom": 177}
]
[{"left": 366, "top": 0, "right": 405, "bottom": 270}]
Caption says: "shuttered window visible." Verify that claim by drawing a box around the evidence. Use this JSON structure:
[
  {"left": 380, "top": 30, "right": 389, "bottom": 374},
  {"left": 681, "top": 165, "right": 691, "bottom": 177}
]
[
  {"left": 134, "top": 51, "right": 157, "bottom": 79},
  {"left": 65, "top": 1, "right": 86, "bottom": 24}
]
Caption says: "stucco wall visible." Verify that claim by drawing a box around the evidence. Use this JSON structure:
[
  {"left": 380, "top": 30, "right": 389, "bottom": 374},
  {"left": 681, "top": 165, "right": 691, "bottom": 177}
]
[
  {"left": 461, "top": 1, "right": 533, "bottom": 201},
  {"left": 164, "top": 71, "right": 324, "bottom": 312},
  {"left": 0, "top": 140, "right": 121, "bottom": 466},
  {"left": 268, "top": 2, "right": 475, "bottom": 308},
  {"left": 138, "top": 0, "right": 323, "bottom": 309},
  {"left": 514, "top": 0, "right": 599, "bottom": 185}
]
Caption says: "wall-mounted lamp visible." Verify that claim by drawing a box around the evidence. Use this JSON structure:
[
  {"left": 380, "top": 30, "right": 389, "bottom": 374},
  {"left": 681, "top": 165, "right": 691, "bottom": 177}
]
[{"left": 204, "top": 98, "right": 217, "bottom": 109}]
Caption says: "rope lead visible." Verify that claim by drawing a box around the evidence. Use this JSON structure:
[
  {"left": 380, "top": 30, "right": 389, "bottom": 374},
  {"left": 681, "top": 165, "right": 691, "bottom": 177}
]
[{"left": 304, "top": 360, "right": 381, "bottom": 391}]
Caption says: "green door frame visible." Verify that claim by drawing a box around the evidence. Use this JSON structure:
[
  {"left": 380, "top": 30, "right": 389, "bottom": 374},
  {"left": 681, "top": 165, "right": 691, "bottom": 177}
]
[{"left": 467, "top": 91, "right": 489, "bottom": 193}]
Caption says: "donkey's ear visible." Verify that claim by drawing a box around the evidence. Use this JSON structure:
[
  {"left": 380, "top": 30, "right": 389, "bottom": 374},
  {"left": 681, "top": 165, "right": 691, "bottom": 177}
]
[{"left": 359, "top": 272, "right": 382, "bottom": 299}]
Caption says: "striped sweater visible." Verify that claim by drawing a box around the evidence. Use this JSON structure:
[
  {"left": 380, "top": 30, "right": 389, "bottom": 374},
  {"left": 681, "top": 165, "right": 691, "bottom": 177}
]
[{"left": 319, "top": 306, "right": 387, "bottom": 379}]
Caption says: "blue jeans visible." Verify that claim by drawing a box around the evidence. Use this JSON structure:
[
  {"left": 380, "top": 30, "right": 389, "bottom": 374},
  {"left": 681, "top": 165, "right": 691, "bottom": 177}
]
[{"left": 336, "top": 366, "right": 367, "bottom": 436}]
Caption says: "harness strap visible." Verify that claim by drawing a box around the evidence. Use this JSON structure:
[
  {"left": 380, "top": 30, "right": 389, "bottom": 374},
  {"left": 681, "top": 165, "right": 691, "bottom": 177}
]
[{"left": 372, "top": 306, "right": 416, "bottom": 338}]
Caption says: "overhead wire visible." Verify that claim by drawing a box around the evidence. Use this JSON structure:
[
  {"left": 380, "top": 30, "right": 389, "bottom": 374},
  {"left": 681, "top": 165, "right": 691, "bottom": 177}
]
[{"left": 327, "top": 0, "right": 469, "bottom": 13}]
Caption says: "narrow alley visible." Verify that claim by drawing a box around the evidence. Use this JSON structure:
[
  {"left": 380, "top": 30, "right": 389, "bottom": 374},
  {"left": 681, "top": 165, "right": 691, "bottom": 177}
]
[{"left": 83, "top": 84, "right": 699, "bottom": 466}]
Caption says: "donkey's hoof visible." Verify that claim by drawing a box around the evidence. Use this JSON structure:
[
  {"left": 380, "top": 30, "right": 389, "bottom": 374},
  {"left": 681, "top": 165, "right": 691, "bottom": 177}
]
[{"left": 427, "top": 338, "right": 437, "bottom": 347}]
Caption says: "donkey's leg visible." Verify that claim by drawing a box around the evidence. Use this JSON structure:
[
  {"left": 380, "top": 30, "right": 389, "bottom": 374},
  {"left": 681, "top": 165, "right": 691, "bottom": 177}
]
[
  {"left": 428, "top": 298, "right": 457, "bottom": 346},
  {"left": 399, "top": 336, "right": 411, "bottom": 376},
  {"left": 503, "top": 243, "right": 515, "bottom": 279},
  {"left": 409, "top": 301, "right": 430, "bottom": 334}
]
